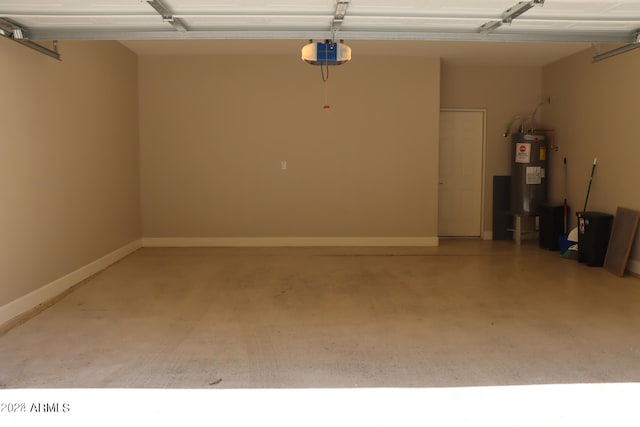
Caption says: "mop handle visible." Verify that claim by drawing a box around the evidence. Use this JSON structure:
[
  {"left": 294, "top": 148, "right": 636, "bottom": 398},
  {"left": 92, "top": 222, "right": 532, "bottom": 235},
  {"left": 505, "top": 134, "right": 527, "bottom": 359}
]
[
  {"left": 583, "top": 158, "right": 598, "bottom": 212},
  {"left": 563, "top": 157, "right": 568, "bottom": 235}
]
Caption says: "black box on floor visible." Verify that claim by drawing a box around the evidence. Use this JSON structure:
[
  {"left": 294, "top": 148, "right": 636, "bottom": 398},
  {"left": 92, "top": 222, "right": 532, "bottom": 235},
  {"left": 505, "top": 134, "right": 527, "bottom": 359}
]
[
  {"left": 493, "top": 176, "right": 512, "bottom": 241},
  {"left": 539, "top": 205, "right": 567, "bottom": 250},
  {"left": 577, "top": 211, "right": 613, "bottom": 267}
]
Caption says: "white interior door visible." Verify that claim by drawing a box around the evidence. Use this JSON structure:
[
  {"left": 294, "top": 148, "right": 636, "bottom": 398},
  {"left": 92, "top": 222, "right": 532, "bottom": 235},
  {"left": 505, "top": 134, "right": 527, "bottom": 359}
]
[{"left": 438, "top": 110, "right": 484, "bottom": 237}]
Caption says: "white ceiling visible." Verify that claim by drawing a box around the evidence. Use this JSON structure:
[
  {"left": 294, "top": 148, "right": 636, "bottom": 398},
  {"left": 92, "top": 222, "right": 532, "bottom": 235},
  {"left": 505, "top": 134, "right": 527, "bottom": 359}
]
[{"left": 1, "top": 0, "right": 639, "bottom": 66}]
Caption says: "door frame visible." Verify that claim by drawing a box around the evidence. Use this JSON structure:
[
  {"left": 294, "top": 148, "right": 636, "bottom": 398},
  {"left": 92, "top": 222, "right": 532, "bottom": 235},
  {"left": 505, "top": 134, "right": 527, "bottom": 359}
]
[{"left": 438, "top": 108, "right": 487, "bottom": 239}]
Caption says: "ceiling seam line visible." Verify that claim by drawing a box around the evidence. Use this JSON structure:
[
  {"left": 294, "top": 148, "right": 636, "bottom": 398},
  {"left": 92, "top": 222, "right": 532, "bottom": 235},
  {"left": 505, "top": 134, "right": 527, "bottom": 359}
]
[{"left": 22, "top": 29, "right": 635, "bottom": 44}]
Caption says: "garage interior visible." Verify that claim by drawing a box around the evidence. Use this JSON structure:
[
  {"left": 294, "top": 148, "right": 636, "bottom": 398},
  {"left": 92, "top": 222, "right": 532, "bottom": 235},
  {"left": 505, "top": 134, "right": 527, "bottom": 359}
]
[{"left": 1, "top": 0, "right": 640, "bottom": 404}]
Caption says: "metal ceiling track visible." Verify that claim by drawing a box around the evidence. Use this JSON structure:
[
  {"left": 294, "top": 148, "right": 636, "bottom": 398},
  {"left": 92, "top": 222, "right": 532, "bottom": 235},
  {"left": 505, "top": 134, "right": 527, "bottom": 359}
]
[
  {"left": 146, "top": 0, "right": 189, "bottom": 32},
  {"left": 479, "top": 0, "right": 545, "bottom": 34},
  {"left": 331, "top": 1, "right": 350, "bottom": 40},
  {"left": 0, "top": 18, "right": 60, "bottom": 60},
  {"left": 592, "top": 31, "right": 640, "bottom": 62}
]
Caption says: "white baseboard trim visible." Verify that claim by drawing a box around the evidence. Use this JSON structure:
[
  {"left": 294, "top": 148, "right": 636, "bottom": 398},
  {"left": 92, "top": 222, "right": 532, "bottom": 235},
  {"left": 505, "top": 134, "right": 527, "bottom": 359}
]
[
  {"left": 142, "top": 237, "right": 439, "bottom": 248},
  {"left": 0, "top": 239, "right": 142, "bottom": 327},
  {"left": 628, "top": 258, "right": 640, "bottom": 276}
]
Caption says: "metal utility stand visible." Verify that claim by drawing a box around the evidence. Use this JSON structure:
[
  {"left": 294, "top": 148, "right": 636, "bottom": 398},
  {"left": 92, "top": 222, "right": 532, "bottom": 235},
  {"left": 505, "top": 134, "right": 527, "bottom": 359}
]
[{"left": 511, "top": 213, "right": 539, "bottom": 245}]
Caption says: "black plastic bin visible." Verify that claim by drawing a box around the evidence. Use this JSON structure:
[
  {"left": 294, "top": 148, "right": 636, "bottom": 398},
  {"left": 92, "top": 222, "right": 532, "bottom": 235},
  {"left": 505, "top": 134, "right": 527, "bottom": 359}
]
[
  {"left": 540, "top": 205, "right": 566, "bottom": 250},
  {"left": 576, "top": 211, "right": 613, "bottom": 267}
]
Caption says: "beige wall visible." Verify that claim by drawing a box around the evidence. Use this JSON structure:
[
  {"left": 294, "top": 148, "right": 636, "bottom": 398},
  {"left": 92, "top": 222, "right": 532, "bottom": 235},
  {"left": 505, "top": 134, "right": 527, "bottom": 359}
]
[
  {"left": 139, "top": 55, "right": 440, "bottom": 239},
  {"left": 542, "top": 47, "right": 640, "bottom": 268},
  {"left": 0, "top": 40, "right": 140, "bottom": 307},
  {"left": 440, "top": 63, "right": 543, "bottom": 236},
  {"left": 3, "top": 37, "right": 636, "bottom": 312}
]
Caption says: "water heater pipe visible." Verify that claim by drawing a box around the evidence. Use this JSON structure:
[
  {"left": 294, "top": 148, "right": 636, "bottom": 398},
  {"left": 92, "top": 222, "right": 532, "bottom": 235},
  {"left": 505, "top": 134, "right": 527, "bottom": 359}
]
[
  {"left": 503, "top": 115, "right": 522, "bottom": 138},
  {"left": 529, "top": 96, "right": 551, "bottom": 131}
]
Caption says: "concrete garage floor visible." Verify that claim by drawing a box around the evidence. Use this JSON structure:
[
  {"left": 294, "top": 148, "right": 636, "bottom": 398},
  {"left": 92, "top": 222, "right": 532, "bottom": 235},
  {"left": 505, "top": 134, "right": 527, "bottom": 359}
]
[{"left": 1, "top": 240, "right": 640, "bottom": 389}]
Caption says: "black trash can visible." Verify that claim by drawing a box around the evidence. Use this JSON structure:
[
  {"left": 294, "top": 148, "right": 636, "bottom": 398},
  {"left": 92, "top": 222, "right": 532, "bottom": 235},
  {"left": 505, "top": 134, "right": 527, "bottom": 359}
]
[
  {"left": 576, "top": 211, "right": 613, "bottom": 267},
  {"left": 540, "top": 205, "right": 566, "bottom": 250}
]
